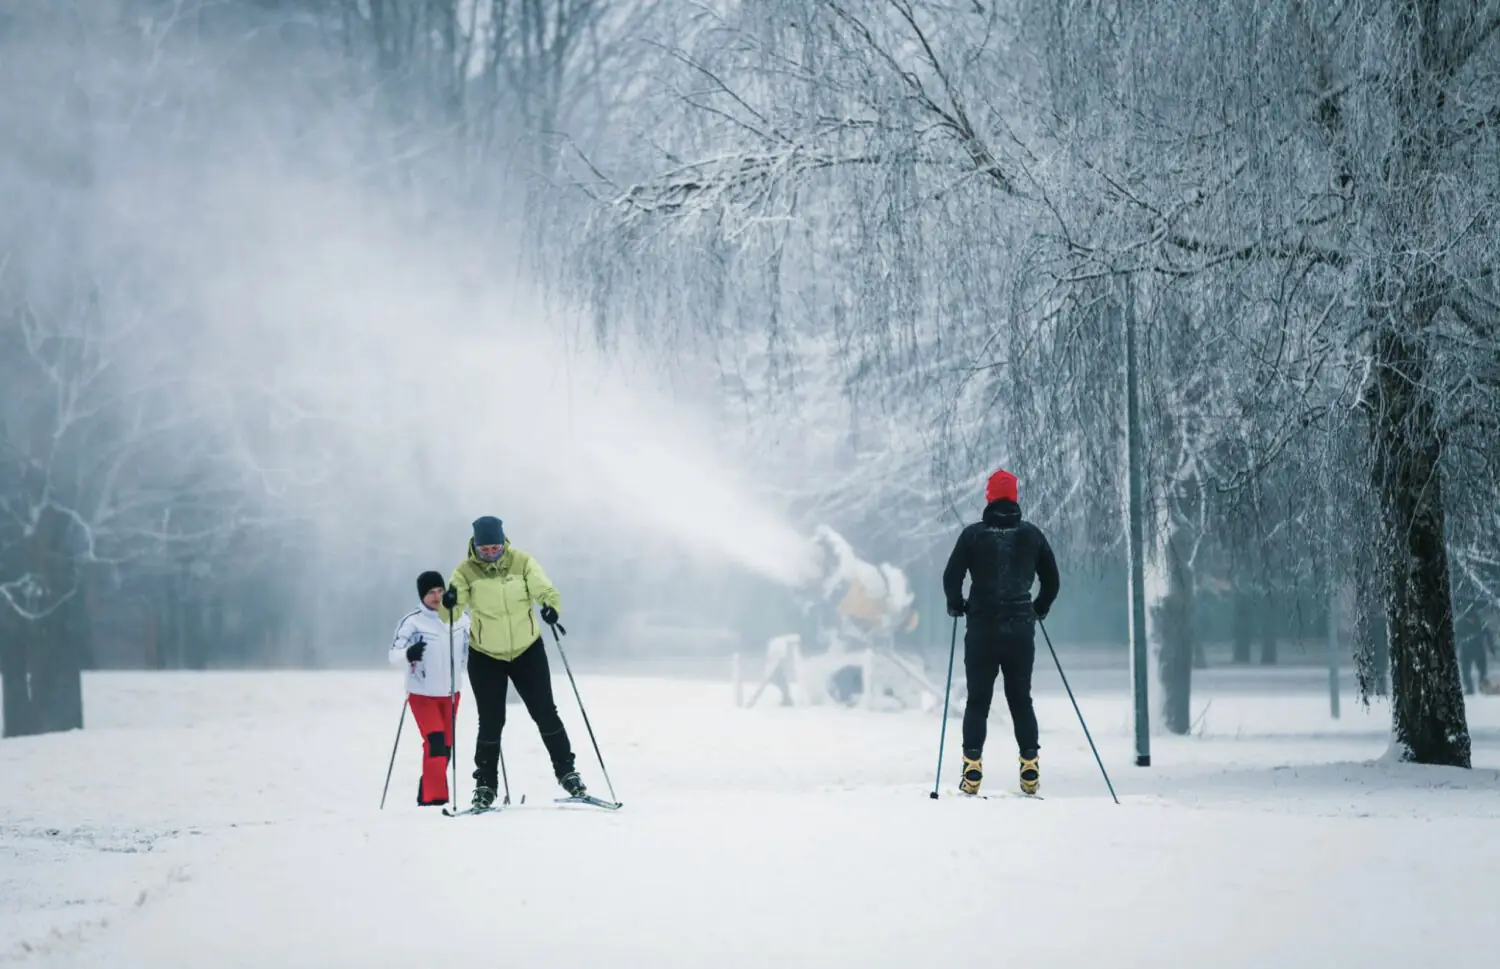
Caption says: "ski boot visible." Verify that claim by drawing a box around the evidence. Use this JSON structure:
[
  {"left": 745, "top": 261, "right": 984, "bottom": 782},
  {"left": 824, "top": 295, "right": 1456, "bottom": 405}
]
[
  {"left": 1019, "top": 750, "right": 1040, "bottom": 796},
  {"left": 471, "top": 773, "right": 498, "bottom": 811},
  {"left": 558, "top": 770, "right": 587, "bottom": 797},
  {"left": 959, "top": 749, "right": 983, "bottom": 795}
]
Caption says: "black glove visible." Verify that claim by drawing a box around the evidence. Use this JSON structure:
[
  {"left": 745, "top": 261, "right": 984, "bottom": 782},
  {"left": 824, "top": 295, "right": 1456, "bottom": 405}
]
[
  {"left": 405, "top": 639, "right": 426, "bottom": 663},
  {"left": 1034, "top": 602, "right": 1050, "bottom": 621},
  {"left": 540, "top": 604, "right": 559, "bottom": 626},
  {"left": 947, "top": 599, "right": 966, "bottom": 618},
  {"left": 441, "top": 586, "right": 458, "bottom": 610}
]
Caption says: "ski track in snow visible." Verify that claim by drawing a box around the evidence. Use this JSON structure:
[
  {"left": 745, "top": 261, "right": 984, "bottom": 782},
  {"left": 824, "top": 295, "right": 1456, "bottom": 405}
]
[{"left": 2, "top": 669, "right": 1498, "bottom": 969}]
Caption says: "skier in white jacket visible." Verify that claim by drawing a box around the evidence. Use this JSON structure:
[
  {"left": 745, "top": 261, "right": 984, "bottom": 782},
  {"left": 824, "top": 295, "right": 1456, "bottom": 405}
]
[{"left": 389, "top": 570, "right": 470, "bottom": 806}]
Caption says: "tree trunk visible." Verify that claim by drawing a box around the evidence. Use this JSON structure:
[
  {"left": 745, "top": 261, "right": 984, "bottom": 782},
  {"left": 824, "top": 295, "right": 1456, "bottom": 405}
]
[
  {"left": 1156, "top": 515, "right": 1195, "bottom": 734},
  {"left": 187, "top": 587, "right": 211, "bottom": 670},
  {"left": 1, "top": 511, "right": 85, "bottom": 736},
  {"left": 30, "top": 600, "right": 85, "bottom": 733},
  {"left": 170, "top": 568, "right": 189, "bottom": 668},
  {"left": 1231, "top": 586, "right": 1253, "bottom": 663},
  {"left": 1353, "top": 525, "right": 1389, "bottom": 699},
  {"left": 1362, "top": 0, "right": 1471, "bottom": 768},
  {"left": 1370, "top": 328, "right": 1469, "bottom": 766},
  {"left": 0, "top": 607, "right": 38, "bottom": 737},
  {"left": 1259, "top": 591, "right": 1278, "bottom": 665},
  {"left": 25, "top": 509, "right": 84, "bottom": 734}
]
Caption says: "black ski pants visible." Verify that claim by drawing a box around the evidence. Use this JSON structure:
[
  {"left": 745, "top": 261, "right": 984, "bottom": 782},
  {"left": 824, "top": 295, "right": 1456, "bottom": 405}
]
[
  {"left": 467, "top": 639, "right": 576, "bottom": 783},
  {"left": 962, "top": 617, "right": 1039, "bottom": 756}
]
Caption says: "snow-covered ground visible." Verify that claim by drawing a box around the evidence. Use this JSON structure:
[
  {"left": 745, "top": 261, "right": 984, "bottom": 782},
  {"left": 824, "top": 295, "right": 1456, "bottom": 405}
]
[{"left": 2, "top": 664, "right": 1498, "bottom": 968}]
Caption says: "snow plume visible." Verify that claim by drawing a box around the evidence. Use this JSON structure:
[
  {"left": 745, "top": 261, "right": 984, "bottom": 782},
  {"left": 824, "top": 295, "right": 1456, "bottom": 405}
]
[
  {"left": 810, "top": 524, "right": 915, "bottom": 619},
  {"left": 1, "top": 6, "right": 827, "bottom": 670},
  {"left": 127, "top": 163, "right": 819, "bottom": 589},
  {"left": 528, "top": 348, "right": 823, "bottom": 586}
]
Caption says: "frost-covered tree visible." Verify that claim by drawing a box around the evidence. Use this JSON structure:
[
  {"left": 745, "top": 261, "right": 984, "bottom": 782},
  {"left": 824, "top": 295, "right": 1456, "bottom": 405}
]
[
  {"left": 569, "top": 2, "right": 1082, "bottom": 564},
  {"left": 574, "top": 2, "right": 1289, "bottom": 730},
  {"left": 0, "top": 2, "right": 259, "bottom": 733},
  {"left": 574, "top": 0, "right": 1500, "bottom": 764},
  {"left": 1022, "top": 0, "right": 1500, "bottom": 766}
]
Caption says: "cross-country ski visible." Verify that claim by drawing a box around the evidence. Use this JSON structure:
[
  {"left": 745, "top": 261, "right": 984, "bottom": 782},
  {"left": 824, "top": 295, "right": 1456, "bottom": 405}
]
[{"left": 554, "top": 794, "right": 624, "bottom": 810}]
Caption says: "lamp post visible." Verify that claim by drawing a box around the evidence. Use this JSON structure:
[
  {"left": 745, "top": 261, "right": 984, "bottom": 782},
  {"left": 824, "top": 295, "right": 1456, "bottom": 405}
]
[{"left": 1124, "top": 276, "right": 1151, "bottom": 767}]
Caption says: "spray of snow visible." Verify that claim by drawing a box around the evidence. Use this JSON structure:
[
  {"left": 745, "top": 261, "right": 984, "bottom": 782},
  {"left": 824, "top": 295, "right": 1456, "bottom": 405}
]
[
  {"left": 115, "top": 165, "right": 819, "bottom": 589},
  {"left": 810, "top": 524, "right": 915, "bottom": 622}
]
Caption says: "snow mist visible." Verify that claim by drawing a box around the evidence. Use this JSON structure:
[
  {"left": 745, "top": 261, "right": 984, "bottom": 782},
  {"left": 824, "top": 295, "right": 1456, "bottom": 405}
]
[{"left": 119, "top": 163, "right": 817, "bottom": 595}]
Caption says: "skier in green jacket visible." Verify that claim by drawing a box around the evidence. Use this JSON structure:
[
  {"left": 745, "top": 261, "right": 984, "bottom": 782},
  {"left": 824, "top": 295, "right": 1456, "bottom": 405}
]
[{"left": 443, "top": 515, "right": 586, "bottom": 809}]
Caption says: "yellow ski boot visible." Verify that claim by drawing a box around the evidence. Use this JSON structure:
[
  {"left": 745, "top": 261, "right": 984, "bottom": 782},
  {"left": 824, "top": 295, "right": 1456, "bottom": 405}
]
[
  {"left": 959, "top": 750, "right": 983, "bottom": 795},
  {"left": 1019, "top": 751, "right": 1040, "bottom": 796}
]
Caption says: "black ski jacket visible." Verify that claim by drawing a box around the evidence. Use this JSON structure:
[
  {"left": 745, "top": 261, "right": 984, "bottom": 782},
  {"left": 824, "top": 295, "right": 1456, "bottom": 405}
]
[{"left": 942, "top": 500, "right": 1060, "bottom": 622}]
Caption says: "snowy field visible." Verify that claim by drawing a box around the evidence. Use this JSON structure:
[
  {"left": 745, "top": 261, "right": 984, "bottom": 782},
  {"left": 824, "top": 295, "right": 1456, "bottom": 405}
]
[{"left": 2, "top": 663, "right": 1498, "bottom": 969}]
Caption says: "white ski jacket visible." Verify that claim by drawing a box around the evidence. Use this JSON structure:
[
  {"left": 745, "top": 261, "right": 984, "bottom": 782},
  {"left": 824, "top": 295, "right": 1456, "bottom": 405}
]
[{"left": 389, "top": 605, "right": 470, "bottom": 697}]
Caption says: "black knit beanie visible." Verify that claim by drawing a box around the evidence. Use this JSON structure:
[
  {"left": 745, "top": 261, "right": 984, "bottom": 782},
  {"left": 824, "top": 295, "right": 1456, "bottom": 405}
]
[{"left": 416, "top": 570, "right": 446, "bottom": 600}]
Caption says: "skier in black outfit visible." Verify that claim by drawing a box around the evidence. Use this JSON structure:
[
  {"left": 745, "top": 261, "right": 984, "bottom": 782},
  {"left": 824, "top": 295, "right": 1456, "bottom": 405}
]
[{"left": 942, "top": 468, "right": 1059, "bottom": 796}]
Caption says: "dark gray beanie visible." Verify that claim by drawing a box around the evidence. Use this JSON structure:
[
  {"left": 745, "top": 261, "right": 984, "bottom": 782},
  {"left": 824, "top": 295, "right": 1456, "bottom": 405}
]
[{"left": 472, "top": 516, "right": 507, "bottom": 546}]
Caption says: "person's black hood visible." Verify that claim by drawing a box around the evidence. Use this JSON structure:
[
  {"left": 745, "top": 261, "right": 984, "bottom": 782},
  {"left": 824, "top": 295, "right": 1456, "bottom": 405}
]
[{"left": 982, "top": 499, "right": 1022, "bottom": 527}]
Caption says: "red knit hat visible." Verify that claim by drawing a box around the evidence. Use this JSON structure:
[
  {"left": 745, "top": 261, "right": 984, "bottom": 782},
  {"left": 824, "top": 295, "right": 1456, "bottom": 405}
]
[{"left": 985, "top": 469, "right": 1018, "bottom": 504}]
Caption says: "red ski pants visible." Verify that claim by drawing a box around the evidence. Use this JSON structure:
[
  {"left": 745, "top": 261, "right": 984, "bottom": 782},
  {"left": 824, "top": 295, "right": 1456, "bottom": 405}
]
[{"left": 407, "top": 693, "right": 460, "bottom": 805}]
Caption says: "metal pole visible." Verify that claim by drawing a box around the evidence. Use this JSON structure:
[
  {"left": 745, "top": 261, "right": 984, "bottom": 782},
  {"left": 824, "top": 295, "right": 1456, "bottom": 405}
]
[
  {"left": 929, "top": 616, "right": 960, "bottom": 799},
  {"left": 1040, "top": 621, "right": 1120, "bottom": 804},
  {"left": 449, "top": 610, "right": 459, "bottom": 809},
  {"left": 499, "top": 739, "right": 511, "bottom": 805},
  {"left": 547, "top": 622, "right": 621, "bottom": 806},
  {"left": 379, "top": 697, "right": 408, "bottom": 809},
  {"left": 1124, "top": 276, "right": 1151, "bottom": 767}
]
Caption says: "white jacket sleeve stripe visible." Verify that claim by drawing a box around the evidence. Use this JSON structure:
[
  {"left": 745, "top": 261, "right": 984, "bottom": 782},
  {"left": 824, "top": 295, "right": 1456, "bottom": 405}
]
[{"left": 389, "top": 611, "right": 421, "bottom": 665}]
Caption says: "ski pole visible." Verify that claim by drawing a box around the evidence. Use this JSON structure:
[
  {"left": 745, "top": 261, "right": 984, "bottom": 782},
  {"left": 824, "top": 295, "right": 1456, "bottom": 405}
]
[
  {"left": 547, "top": 621, "right": 620, "bottom": 805},
  {"left": 448, "top": 606, "right": 459, "bottom": 812},
  {"left": 499, "top": 737, "right": 511, "bottom": 805},
  {"left": 380, "top": 696, "right": 408, "bottom": 810},
  {"left": 1038, "top": 620, "right": 1119, "bottom": 805},
  {"left": 929, "top": 615, "right": 960, "bottom": 799}
]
